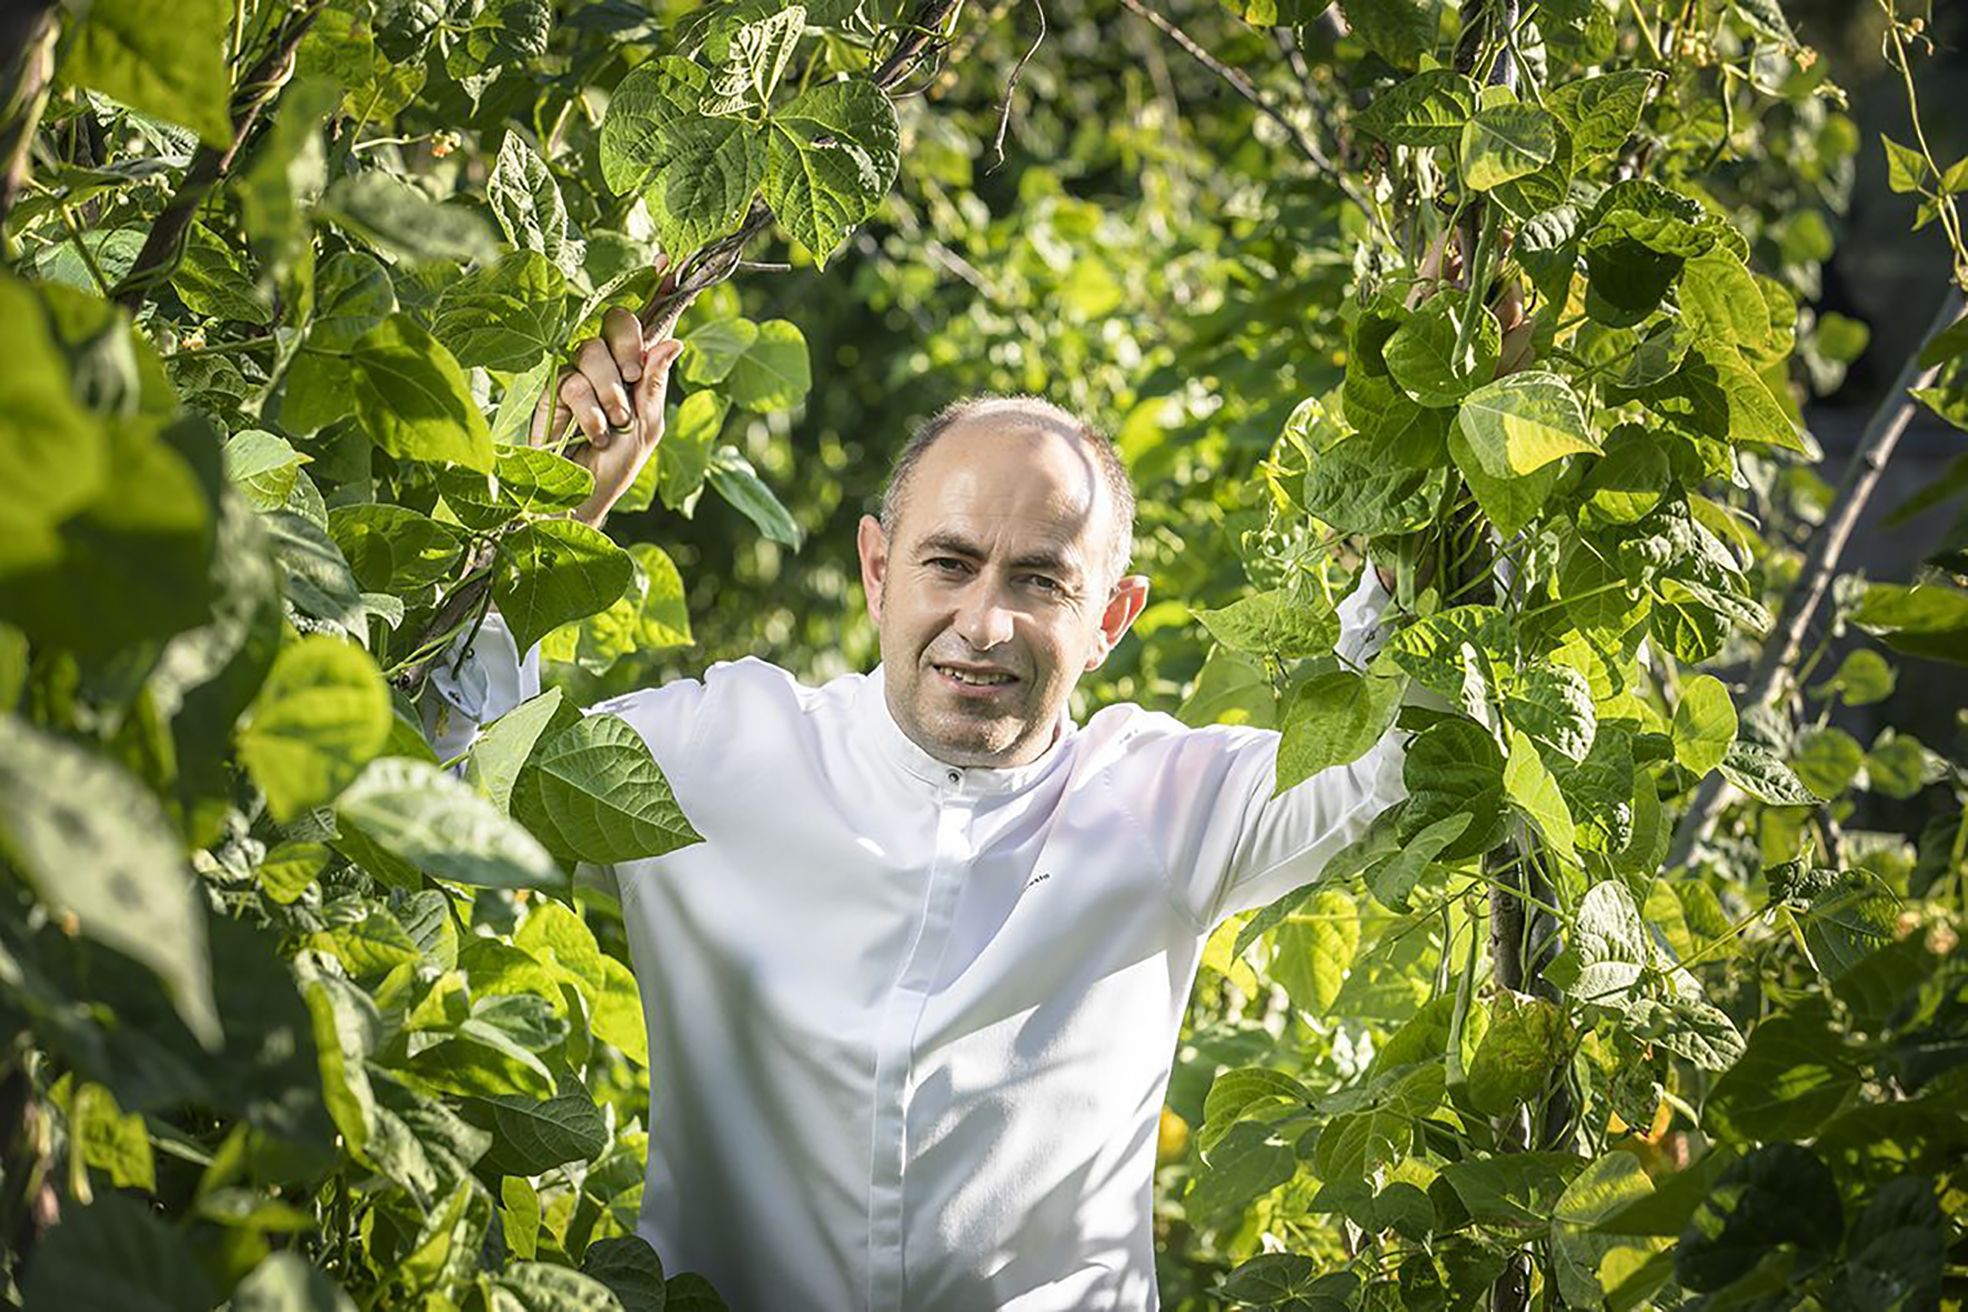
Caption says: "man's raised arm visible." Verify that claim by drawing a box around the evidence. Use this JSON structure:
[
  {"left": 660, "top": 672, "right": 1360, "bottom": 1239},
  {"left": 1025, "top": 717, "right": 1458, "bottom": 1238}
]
[{"left": 422, "top": 303, "right": 686, "bottom": 760}]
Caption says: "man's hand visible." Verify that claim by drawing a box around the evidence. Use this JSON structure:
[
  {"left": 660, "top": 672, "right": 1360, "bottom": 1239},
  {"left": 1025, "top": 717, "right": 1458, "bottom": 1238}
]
[{"left": 531, "top": 292, "right": 686, "bottom": 529}]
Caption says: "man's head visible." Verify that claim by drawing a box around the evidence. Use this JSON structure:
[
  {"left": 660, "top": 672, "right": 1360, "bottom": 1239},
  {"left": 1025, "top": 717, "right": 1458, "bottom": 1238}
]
[{"left": 857, "top": 395, "right": 1150, "bottom": 769}]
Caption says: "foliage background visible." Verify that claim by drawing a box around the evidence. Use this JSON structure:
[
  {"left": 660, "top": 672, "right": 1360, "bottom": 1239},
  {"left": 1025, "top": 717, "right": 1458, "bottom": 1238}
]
[{"left": 0, "top": 0, "right": 1964, "bottom": 1308}]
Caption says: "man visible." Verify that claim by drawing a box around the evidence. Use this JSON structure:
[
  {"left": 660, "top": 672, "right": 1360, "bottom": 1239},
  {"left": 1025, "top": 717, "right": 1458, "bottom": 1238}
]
[{"left": 429, "top": 305, "right": 1406, "bottom": 1311}]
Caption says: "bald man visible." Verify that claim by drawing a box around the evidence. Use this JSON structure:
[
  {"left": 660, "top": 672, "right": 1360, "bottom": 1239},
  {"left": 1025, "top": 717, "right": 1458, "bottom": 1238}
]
[{"left": 430, "top": 307, "right": 1406, "bottom": 1311}]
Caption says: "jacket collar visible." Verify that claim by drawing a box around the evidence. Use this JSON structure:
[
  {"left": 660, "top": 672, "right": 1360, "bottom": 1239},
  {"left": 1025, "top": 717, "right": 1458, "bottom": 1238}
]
[{"left": 859, "top": 663, "right": 1079, "bottom": 797}]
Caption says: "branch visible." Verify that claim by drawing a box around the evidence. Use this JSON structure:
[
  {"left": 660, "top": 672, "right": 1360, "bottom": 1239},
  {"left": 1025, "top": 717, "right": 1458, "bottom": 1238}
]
[
  {"left": 109, "top": 0, "right": 326, "bottom": 310},
  {"left": 1116, "top": 0, "right": 1370, "bottom": 214},
  {"left": 1666, "top": 288, "right": 1968, "bottom": 870},
  {"left": 0, "top": 0, "right": 60, "bottom": 237}
]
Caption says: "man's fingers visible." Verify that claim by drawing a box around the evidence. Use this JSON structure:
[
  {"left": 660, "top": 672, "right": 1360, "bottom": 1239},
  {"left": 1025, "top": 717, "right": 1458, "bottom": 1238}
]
[
  {"left": 636, "top": 338, "right": 686, "bottom": 439},
  {"left": 574, "top": 337, "right": 633, "bottom": 433},
  {"left": 600, "top": 306, "right": 644, "bottom": 385},
  {"left": 558, "top": 371, "right": 611, "bottom": 446}
]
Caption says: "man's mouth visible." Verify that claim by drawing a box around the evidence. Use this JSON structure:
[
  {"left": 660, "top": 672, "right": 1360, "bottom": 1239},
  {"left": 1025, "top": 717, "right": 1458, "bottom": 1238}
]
[{"left": 933, "top": 663, "right": 1019, "bottom": 689}]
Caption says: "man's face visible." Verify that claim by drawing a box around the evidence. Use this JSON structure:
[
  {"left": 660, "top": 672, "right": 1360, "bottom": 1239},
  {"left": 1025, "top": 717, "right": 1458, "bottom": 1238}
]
[{"left": 856, "top": 416, "right": 1149, "bottom": 768}]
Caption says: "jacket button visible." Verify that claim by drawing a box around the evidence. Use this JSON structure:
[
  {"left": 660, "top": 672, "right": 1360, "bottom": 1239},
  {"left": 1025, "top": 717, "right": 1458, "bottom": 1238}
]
[{"left": 947, "top": 770, "right": 960, "bottom": 784}]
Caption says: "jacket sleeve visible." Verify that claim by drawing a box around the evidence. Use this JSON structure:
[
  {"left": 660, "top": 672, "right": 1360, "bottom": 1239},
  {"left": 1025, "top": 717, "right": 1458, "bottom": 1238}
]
[
  {"left": 1128, "top": 570, "right": 1409, "bottom": 934},
  {"left": 423, "top": 609, "right": 542, "bottom": 763}
]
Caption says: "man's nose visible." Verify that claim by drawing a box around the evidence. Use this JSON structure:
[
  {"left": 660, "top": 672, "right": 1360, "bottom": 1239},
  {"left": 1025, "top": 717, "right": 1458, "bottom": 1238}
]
[{"left": 953, "top": 581, "right": 1015, "bottom": 650}]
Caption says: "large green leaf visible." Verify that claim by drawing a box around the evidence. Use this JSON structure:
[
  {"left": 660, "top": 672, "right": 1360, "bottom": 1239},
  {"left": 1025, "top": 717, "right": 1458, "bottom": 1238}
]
[
  {"left": 229, "top": 1253, "right": 358, "bottom": 1312},
  {"left": 432, "top": 251, "right": 567, "bottom": 372},
  {"left": 1400, "top": 720, "right": 1508, "bottom": 861},
  {"left": 763, "top": 79, "right": 901, "bottom": 264},
  {"left": 487, "top": 131, "right": 571, "bottom": 267},
  {"left": 1195, "top": 587, "right": 1340, "bottom": 661},
  {"left": 1273, "top": 658, "right": 1407, "bottom": 794},
  {"left": 1637, "top": 343, "right": 1804, "bottom": 453},
  {"left": 335, "top": 757, "right": 563, "bottom": 889},
  {"left": 0, "top": 719, "right": 221, "bottom": 1047},
  {"left": 1548, "top": 70, "right": 1656, "bottom": 159},
  {"left": 1384, "top": 292, "right": 1500, "bottom": 407},
  {"left": 237, "top": 635, "right": 392, "bottom": 821},
  {"left": 600, "top": 57, "right": 766, "bottom": 260},
  {"left": 18, "top": 1193, "right": 216, "bottom": 1311},
  {"left": 492, "top": 519, "right": 634, "bottom": 655},
  {"left": 61, "top": 0, "right": 234, "bottom": 147},
  {"left": 722, "top": 318, "right": 812, "bottom": 412},
  {"left": 466, "top": 689, "right": 568, "bottom": 813},
  {"left": 1503, "top": 727, "right": 1576, "bottom": 859},
  {"left": 316, "top": 173, "right": 499, "bottom": 266},
  {"left": 512, "top": 713, "right": 704, "bottom": 864},
  {"left": 350, "top": 314, "right": 494, "bottom": 472},
  {"left": 1670, "top": 672, "right": 1737, "bottom": 776},
  {"left": 1460, "top": 103, "right": 1559, "bottom": 191},
  {"left": 1468, "top": 989, "right": 1567, "bottom": 1115},
  {"left": 481, "top": 1090, "right": 609, "bottom": 1174},
  {"left": 1355, "top": 69, "right": 1476, "bottom": 146},
  {"left": 1705, "top": 1000, "right": 1860, "bottom": 1142},
  {"left": 1454, "top": 370, "right": 1597, "bottom": 477}
]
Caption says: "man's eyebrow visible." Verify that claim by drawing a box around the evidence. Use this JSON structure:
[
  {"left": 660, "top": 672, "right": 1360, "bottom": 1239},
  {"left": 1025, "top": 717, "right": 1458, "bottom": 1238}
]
[{"left": 917, "top": 531, "right": 987, "bottom": 559}]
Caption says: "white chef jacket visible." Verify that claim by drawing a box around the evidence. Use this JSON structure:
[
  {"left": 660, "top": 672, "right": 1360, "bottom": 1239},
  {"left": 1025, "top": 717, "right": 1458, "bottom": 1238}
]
[{"left": 429, "top": 573, "right": 1405, "bottom": 1311}]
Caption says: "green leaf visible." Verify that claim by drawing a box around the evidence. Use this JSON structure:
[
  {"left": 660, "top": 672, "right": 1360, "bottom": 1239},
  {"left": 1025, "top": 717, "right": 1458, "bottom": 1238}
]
[
  {"left": 431, "top": 251, "right": 567, "bottom": 372},
  {"left": 1670, "top": 673, "right": 1736, "bottom": 776},
  {"left": 1460, "top": 104, "right": 1559, "bottom": 191},
  {"left": 512, "top": 713, "right": 704, "bottom": 864},
  {"left": 764, "top": 78, "right": 901, "bottom": 264},
  {"left": 1384, "top": 292, "right": 1500, "bottom": 407},
  {"left": 1852, "top": 582, "right": 1968, "bottom": 665},
  {"left": 1440, "top": 1151, "right": 1585, "bottom": 1228},
  {"left": 328, "top": 504, "right": 466, "bottom": 592},
  {"left": 1569, "top": 879, "right": 1651, "bottom": 1013},
  {"left": 61, "top": 0, "right": 234, "bottom": 148},
  {"left": 1448, "top": 425, "right": 1563, "bottom": 538},
  {"left": 1717, "top": 739, "right": 1820, "bottom": 806},
  {"left": 703, "top": 4, "right": 807, "bottom": 114},
  {"left": 1793, "top": 726, "right": 1864, "bottom": 799},
  {"left": 1468, "top": 989, "right": 1567, "bottom": 1115},
  {"left": 1369, "top": 810, "right": 1471, "bottom": 911},
  {"left": 1548, "top": 70, "right": 1656, "bottom": 159},
  {"left": 495, "top": 445, "right": 597, "bottom": 517},
  {"left": 1705, "top": 999, "right": 1860, "bottom": 1142},
  {"left": 1675, "top": 1144, "right": 1842, "bottom": 1293},
  {"left": 1273, "top": 660, "right": 1407, "bottom": 794},
  {"left": 602, "top": 58, "right": 767, "bottom": 260},
  {"left": 223, "top": 430, "right": 311, "bottom": 511},
  {"left": 708, "top": 446, "right": 804, "bottom": 548},
  {"left": 1504, "top": 727, "right": 1576, "bottom": 859},
  {"left": 1400, "top": 719, "right": 1508, "bottom": 862},
  {"left": 487, "top": 131, "right": 571, "bottom": 267},
  {"left": 335, "top": 756, "right": 563, "bottom": 889},
  {"left": 1270, "top": 888, "right": 1359, "bottom": 1012},
  {"left": 1385, "top": 604, "right": 1509, "bottom": 700},
  {"left": 316, "top": 173, "right": 499, "bottom": 266},
  {"left": 1336, "top": 0, "right": 1435, "bottom": 68},
  {"left": 229, "top": 1252, "right": 358, "bottom": 1312},
  {"left": 350, "top": 314, "right": 494, "bottom": 472},
  {"left": 172, "top": 224, "right": 271, "bottom": 324},
  {"left": 237, "top": 636, "right": 391, "bottom": 822},
  {"left": 1678, "top": 251, "right": 1782, "bottom": 362},
  {"left": 466, "top": 689, "right": 567, "bottom": 813},
  {"left": 67, "top": 1081, "right": 155, "bottom": 1191},
  {"left": 1730, "top": 0, "right": 1793, "bottom": 42},
  {"left": 18, "top": 1193, "right": 216, "bottom": 1311},
  {"left": 1194, "top": 588, "right": 1339, "bottom": 661},
  {"left": 680, "top": 317, "right": 760, "bottom": 386},
  {"left": 581, "top": 1236, "right": 667, "bottom": 1312},
  {"left": 548, "top": 542, "right": 694, "bottom": 674},
  {"left": 1550, "top": 1154, "right": 1666, "bottom": 1310},
  {"left": 1355, "top": 69, "right": 1476, "bottom": 146},
  {"left": 593, "top": 955, "right": 649, "bottom": 1065},
  {"left": 1503, "top": 663, "right": 1596, "bottom": 764},
  {"left": 487, "top": 1262, "right": 629, "bottom": 1312},
  {"left": 1198, "top": 1067, "right": 1311, "bottom": 1154},
  {"left": 1638, "top": 343, "right": 1804, "bottom": 454},
  {"left": 723, "top": 318, "right": 812, "bottom": 411},
  {"left": 492, "top": 519, "right": 634, "bottom": 655},
  {"left": 0, "top": 718, "right": 222, "bottom": 1047},
  {"left": 1454, "top": 370, "right": 1598, "bottom": 477},
  {"left": 483, "top": 1090, "right": 609, "bottom": 1174}
]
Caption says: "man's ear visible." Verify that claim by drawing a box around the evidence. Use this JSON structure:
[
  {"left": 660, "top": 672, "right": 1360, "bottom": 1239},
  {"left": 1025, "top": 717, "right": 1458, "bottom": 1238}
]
[
  {"left": 857, "top": 514, "right": 889, "bottom": 623},
  {"left": 1087, "top": 573, "right": 1150, "bottom": 670}
]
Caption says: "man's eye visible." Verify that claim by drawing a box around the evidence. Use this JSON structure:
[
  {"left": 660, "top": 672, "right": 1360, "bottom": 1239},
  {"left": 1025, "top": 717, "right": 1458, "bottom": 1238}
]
[
  {"left": 1024, "top": 575, "right": 1061, "bottom": 593},
  {"left": 930, "top": 557, "right": 965, "bottom": 572}
]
